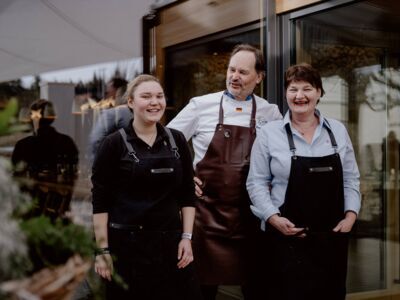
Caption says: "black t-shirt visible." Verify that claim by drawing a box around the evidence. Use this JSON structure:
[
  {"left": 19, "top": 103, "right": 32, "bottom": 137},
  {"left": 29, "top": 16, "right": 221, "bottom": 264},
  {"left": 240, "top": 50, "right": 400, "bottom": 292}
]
[{"left": 91, "top": 122, "right": 196, "bottom": 231}]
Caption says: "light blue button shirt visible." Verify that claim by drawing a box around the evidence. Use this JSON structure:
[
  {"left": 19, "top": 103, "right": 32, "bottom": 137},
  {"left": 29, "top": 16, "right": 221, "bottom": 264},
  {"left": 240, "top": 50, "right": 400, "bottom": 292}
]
[{"left": 246, "top": 110, "right": 361, "bottom": 230}]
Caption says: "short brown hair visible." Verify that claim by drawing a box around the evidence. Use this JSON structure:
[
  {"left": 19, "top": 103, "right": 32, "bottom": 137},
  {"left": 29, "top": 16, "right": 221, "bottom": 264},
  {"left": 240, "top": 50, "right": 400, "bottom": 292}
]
[
  {"left": 284, "top": 63, "right": 325, "bottom": 97},
  {"left": 230, "top": 44, "right": 265, "bottom": 77},
  {"left": 126, "top": 74, "right": 161, "bottom": 99}
]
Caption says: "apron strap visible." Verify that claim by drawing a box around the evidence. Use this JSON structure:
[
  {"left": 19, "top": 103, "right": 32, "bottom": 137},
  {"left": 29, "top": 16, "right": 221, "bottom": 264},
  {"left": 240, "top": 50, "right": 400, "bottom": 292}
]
[
  {"left": 284, "top": 123, "right": 297, "bottom": 157},
  {"left": 284, "top": 118, "right": 338, "bottom": 156},
  {"left": 118, "top": 128, "right": 139, "bottom": 162},
  {"left": 249, "top": 95, "right": 257, "bottom": 134},
  {"left": 219, "top": 92, "right": 257, "bottom": 132},
  {"left": 164, "top": 127, "right": 180, "bottom": 159},
  {"left": 119, "top": 127, "right": 181, "bottom": 162},
  {"left": 218, "top": 95, "right": 224, "bottom": 124},
  {"left": 322, "top": 119, "right": 338, "bottom": 153}
]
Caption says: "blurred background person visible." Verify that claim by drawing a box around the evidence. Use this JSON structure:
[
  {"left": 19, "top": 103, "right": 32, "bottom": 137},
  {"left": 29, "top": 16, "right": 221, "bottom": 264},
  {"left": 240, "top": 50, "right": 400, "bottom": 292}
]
[
  {"left": 95, "top": 77, "right": 128, "bottom": 109},
  {"left": 12, "top": 99, "right": 79, "bottom": 218},
  {"left": 73, "top": 85, "right": 98, "bottom": 113},
  {"left": 89, "top": 78, "right": 130, "bottom": 159}
]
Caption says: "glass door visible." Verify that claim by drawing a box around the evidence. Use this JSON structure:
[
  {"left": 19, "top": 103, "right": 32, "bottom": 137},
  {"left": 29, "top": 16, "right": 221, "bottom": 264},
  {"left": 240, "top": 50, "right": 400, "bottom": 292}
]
[
  {"left": 164, "top": 23, "right": 262, "bottom": 122},
  {"left": 291, "top": 0, "right": 400, "bottom": 296}
]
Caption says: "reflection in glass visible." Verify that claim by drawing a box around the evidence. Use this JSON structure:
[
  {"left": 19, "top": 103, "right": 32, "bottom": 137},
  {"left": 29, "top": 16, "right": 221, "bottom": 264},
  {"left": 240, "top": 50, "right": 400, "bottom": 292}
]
[
  {"left": 294, "top": 0, "right": 400, "bottom": 295},
  {"left": 165, "top": 26, "right": 262, "bottom": 122}
]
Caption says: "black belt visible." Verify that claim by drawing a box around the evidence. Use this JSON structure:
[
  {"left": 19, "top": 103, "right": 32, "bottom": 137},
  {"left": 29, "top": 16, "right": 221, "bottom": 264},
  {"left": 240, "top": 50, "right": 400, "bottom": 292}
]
[{"left": 108, "top": 222, "right": 180, "bottom": 233}]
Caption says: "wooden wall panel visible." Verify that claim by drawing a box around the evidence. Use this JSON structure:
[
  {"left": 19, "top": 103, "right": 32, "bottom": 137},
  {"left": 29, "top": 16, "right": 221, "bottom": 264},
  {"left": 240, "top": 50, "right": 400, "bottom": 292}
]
[
  {"left": 276, "top": 0, "right": 322, "bottom": 14},
  {"left": 157, "top": 0, "right": 263, "bottom": 48}
]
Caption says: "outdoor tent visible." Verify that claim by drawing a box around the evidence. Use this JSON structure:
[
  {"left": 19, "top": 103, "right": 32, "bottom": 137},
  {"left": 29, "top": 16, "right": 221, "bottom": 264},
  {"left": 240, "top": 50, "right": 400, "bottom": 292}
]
[{"left": 0, "top": 0, "right": 155, "bottom": 82}]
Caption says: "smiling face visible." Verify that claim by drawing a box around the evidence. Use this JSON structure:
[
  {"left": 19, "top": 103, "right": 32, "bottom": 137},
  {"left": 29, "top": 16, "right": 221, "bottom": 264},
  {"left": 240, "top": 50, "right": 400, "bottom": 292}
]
[
  {"left": 226, "top": 50, "right": 262, "bottom": 101},
  {"left": 286, "top": 80, "right": 321, "bottom": 117},
  {"left": 128, "top": 80, "right": 166, "bottom": 125}
]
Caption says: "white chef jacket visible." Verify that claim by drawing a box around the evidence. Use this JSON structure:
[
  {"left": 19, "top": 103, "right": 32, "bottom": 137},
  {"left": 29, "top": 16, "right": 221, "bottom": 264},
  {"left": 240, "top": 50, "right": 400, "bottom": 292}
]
[{"left": 167, "top": 91, "right": 282, "bottom": 167}]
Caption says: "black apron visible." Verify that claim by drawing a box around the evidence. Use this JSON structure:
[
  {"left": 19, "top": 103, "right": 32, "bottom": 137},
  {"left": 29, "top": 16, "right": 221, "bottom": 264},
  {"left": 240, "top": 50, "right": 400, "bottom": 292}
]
[
  {"left": 194, "top": 94, "right": 260, "bottom": 285},
  {"left": 267, "top": 120, "right": 349, "bottom": 300},
  {"left": 106, "top": 127, "right": 202, "bottom": 300}
]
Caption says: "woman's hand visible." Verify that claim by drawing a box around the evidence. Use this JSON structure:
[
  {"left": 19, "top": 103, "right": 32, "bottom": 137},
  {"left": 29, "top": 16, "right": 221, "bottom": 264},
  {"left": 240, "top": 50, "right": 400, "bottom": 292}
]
[
  {"left": 95, "top": 253, "right": 113, "bottom": 281},
  {"left": 333, "top": 211, "right": 357, "bottom": 233},
  {"left": 268, "top": 214, "right": 305, "bottom": 237},
  {"left": 193, "top": 176, "right": 203, "bottom": 197},
  {"left": 177, "top": 238, "right": 194, "bottom": 269}
]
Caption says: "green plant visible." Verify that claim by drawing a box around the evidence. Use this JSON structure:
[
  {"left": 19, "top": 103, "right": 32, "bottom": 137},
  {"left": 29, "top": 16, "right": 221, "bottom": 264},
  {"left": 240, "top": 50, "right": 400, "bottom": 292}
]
[
  {"left": 19, "top": 216, "right": 95, "bottom": 273},
  {"left": 0, "top": 98, "right": 29, "bottom": 136}
]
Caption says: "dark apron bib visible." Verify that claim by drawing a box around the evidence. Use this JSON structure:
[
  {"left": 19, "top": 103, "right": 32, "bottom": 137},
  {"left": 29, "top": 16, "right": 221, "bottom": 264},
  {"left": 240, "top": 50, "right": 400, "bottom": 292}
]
[
  {"left": 194, "top": 93, "right": 259, "bottom": 285},
  {"left": 106, "top": 128, "right": 202, "bottom": 300},
  {"left": 268, "top": 121, "right": 349, "bottom": 300}
]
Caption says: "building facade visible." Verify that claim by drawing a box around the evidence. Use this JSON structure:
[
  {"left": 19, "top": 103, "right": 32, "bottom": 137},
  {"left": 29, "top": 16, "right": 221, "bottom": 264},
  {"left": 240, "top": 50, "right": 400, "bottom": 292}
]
[{"left": 146, "top": 0, "right": 400, "bottom": 299}]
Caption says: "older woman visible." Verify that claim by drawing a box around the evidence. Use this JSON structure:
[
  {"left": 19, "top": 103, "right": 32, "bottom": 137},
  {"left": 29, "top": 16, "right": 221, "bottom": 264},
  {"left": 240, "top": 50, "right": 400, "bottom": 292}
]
[
  {"left": 246, "top": 63, "right": 361, "bottom": 300},
  {"left": 92, "top": 74, "right": 201, "bottom": 299}
]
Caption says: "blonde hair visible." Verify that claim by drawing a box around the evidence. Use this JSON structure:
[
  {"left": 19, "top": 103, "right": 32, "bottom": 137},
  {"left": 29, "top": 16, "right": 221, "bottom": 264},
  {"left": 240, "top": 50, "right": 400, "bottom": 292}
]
[{"left": 126, "top": 74, "right": 161, "bottom": 99}]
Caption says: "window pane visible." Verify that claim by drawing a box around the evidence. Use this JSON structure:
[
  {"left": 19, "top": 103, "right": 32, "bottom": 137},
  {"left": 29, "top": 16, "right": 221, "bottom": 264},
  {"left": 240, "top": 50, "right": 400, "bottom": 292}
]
[
  {"left": 165, "top": 27, "right": 262, "bottom": 122},
  {"left": 294, "top": 0, "right": 400, "bottom": 294}
]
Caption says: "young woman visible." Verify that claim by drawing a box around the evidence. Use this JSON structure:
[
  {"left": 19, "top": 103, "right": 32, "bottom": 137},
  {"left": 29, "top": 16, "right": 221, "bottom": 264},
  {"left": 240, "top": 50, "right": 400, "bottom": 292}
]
[
  {"left": 247, "top": 63, "right": 361, "bottom": 300},
  {"left": 91, "top": 74, "right": 201, "bottom": 299}
]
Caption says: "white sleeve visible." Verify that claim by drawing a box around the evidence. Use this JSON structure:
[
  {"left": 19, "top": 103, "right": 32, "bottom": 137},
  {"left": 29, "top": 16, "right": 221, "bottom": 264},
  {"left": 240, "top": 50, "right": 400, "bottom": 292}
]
[
  {"left": 273, "top": 105, "right": 283, "bottom": 120},
  {"left": 167, "top": 98, "right": 199, "bottom": 141}
]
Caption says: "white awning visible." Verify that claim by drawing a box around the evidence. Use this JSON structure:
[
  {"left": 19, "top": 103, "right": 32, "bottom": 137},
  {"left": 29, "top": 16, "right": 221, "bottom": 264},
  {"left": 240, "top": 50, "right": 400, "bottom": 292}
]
[{"left": 0, "top": 0, "right": 154, "bottom": 82}]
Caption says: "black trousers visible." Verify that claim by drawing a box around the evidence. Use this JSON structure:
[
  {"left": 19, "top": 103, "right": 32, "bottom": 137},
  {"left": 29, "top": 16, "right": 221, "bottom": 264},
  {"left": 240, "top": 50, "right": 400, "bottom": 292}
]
[
  {"left": 107, "top": 228, "right": 202, "bottom": 300},
  {"left": 266, "top": 230, "right": 348, "bottom": 300},
  {"left": 200, "top": 284, "right": 265, "bottom": 300}
]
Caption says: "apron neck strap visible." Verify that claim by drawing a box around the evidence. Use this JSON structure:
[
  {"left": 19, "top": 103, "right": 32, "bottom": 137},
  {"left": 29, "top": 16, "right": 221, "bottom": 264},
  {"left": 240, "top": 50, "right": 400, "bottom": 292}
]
[
  {"left": 284, "top": 123, "right": 297, "bottom": 157},
  {"left": 118, "top": 126, "right": 181, "bottom": 163},
  {"left": 285, "top": 118, "right": 338, "bottom": 156},
  {"left": 322, "top": 119, "right": 338, "bottom": 153},
  {"left": 119, "top": 128, "right": 140, "bottom": 162},
  {"left": 219, "top": 92, "right": 257, "bottom": 130},
  {"left": 164, "top": 127, "right": 180, "bottom": 159}
]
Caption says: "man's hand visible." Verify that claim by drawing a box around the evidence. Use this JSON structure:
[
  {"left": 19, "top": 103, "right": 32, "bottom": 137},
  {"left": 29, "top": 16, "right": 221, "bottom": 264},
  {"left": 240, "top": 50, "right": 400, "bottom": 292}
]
[{"left": 194, "top": 176, "right": 203, "bottom": 197}]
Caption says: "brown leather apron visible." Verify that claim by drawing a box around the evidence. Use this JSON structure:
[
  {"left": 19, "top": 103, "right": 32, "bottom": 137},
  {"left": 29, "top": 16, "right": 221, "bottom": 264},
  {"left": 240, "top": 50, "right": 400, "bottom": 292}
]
[{"left": 194, "top": 93, "right": 258, "bottom": 285}]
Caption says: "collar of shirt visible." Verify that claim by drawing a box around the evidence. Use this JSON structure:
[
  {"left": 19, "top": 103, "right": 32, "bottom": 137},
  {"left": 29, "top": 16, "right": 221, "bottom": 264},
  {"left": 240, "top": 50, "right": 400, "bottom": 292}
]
[
  {"left": 124, "top": 122, "right": 169, "bottom": 144},
  {"left": 224, "top": 90, "right": 253, "bottom": 101},
  {"left": 283, "top": 109, "right": 328, "bottom": 131}
]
